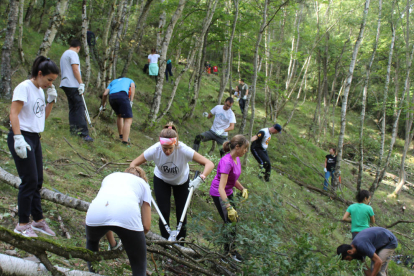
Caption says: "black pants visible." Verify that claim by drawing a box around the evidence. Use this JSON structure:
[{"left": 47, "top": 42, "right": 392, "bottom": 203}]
[
  {"left": 251, "top": 147, "right": 271, "bottom": 181},
  {"left": 61, "top": 87, "right": 89, "bottom": 136},
  {"left": 86, "top": 225, "right": 146, "bottom": 276},
  {"left": 153, "top": 175, "right": 189, "bottom": 240},
  {"left": 165, "top": 67, "right": 173, "bottom": 81},
  {"left": 239, "top": 98, "right": 245, "bottom": 114},
  {"left": 212, "top": 194, "right": 237, "bottom": 253},
  {"left": 7, "top": 131, "right": 43, "bottom": 223}
]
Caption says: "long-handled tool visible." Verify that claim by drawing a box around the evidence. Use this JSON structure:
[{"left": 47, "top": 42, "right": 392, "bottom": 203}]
[
  {"left": 152, "top": 171, "right": 200, "bottom": 242},
  {"left": 82, "top": 94, "right": 96, "bottom": 135}
]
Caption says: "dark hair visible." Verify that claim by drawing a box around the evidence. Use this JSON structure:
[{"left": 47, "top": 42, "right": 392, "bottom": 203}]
[
  {"left": 240, "top": 78, "right": 244, "bottom": 82},
  {"left": 31, "top": 56, "right": 59, "bottom": 78},
  {"left": 160, "top": 121, "right": 178, "bottom": 139},
  {"left": 69, "top": 39, "right": 82, "bottom": 48},
  {"left": 223, "top": 135, "right": 249, "bottom": 153},
  {"left": 356, "top": 190, "right": 370, "bottom": 203},
  {"left": 225, "top": 97, "right": 234, "bottom": 104},
  {"left": 337, "top": 244, "right": 363, "bottom": 261},
  {"left": 330, "top": 148, "right": 337, "bottom": 154},
  {"left": 151, "top": 48, "right": 156, "bottom": 54}
]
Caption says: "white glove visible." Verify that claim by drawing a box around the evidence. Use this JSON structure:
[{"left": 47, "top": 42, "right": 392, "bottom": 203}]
[
  {"left": 324, "top": 168, "right": 327, "bottom": 173},
  {"left": 14, "top": 135, "right": 31, "bottom": 159},
  {"left": 46, "top": 85, "right": 57, "bottom": 103},
  {"left": 130, "top": 101, "right": 133, "bottom": 107},
  {"left": 202, "top": 112, "right": 208, "bottom": 117},
  {"left": 189, "top": 176, "right": 204, "bottom": 190},
  {"left": 215, "top": 129, "right": 225, "bottom": 136},
  {"left": 78, "top": 83, "right": 85, "bottom": 95},
  {"left": 99, "top": 105, "right": 105, "bottom": 112},
  {"left": 243, "top": 95, "right": 247, "bottom": 100}
]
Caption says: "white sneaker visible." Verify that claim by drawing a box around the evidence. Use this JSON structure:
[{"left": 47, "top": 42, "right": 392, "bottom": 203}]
[{"left": 108, "top": 240, "right": 123, "bottom": 251}]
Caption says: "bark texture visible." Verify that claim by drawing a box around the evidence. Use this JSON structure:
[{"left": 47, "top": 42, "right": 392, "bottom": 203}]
[
  {"left": 81, "top": 0, "right": 91, "bottom": 90},
  {"left": 17, "top": 0, "right": 25, "bottom": 63}
]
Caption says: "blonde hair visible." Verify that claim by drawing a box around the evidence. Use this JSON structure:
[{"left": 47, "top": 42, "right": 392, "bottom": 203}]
[
  {"left": 124, "top": 166, "right": 148, "bottom": 183},
  {"left": 159, "top": 122, "right": 178, "bottom": 140},
  {"left": 223, "top": 135, "right": 249, "bottom": 153}
]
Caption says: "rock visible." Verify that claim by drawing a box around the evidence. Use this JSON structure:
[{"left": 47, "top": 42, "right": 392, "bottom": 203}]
[{"left": 4, "top": 250, "right": 18, "bottom": 257}]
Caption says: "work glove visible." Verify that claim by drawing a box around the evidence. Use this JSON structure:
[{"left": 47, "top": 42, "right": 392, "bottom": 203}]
[
  {"left": 227, "top": 206, "right": 238, "bottom": 223},
  {"left": 242, "top": 189, "right": 248, "bottom": 200},
  {"left": 202, "top": 112, "right": 208, "bottom": 117},
  {"left": 78, "top": 83, "right": 85, "bottom": 95},
  {"left": 46, "top": 85, "right": 57, "bottom": 103},
  {"left": 99, "top": 105, "right": 106, "bottom": 112},
  {"left": 214, "top": 129, "right": 225, "bottom": 136},
  {"left": 324, "top": 168, "right": 327, "bottom": 173},
  {"left": 14, "top": 135, "right": 31, "bottom": 159},
  {"left": 130, "top": 101, "right": 133, "bottom": 107},
  {"left": 189, "top": 176, "right": 204, "bottom": 190},
  {"left": 243, "top": 95, "right": 247, "bottom": 100}
]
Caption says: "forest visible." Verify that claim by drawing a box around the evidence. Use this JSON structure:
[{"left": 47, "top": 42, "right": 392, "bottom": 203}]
[{"left": 0, "top": 0, "right": 414, "bottom": 275}]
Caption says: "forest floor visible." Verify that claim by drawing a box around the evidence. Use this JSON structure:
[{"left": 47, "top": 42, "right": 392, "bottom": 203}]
[{"left": 1, "top": 28, "right": 414, "bottom": 275}]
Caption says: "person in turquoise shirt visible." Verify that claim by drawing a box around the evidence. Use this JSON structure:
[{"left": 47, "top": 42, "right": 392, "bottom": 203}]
[{"left": 342, "top": 190, "right": 375, "bottom": 239}]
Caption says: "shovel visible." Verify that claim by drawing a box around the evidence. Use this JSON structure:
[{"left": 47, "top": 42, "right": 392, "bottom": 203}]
[{"left": 152, "top": 171, "right": 200, "bottom": 242}]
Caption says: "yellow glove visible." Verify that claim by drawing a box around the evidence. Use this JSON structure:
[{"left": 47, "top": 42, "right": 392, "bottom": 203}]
[
  {"left": 242, "top": 189, "right": 248, "bottom": 200},
  {"left": 226, "top": 206, "right": 239, "bottom": 223}
]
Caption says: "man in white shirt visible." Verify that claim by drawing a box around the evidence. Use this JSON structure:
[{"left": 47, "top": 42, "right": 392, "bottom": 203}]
[
  {"left": 60, "top": 39, "right": 93, "bottom": 142},
  {"left": 192, "top": 97, "right": 236, "bottom": 157}
]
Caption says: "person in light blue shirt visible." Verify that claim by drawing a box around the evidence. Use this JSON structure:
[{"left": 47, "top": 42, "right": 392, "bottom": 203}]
[{"left": 100, "top": 77, "right": 135, "bottom": 145}]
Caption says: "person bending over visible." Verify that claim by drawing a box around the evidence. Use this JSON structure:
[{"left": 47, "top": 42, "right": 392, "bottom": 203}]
[
  {"left": 130, "top": 122, "right": 214, "bottom": 241},
  {"left": 250, "top": 124, "right": 282, "bottom": 182},
  {"left": 85, "top": 166, "right": 151, "bottom": 276},
  {"left": 193, "top": 97, "right": 236, "bottom": 157}
]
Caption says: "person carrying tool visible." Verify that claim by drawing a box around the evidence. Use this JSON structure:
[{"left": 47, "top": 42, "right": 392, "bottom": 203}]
[
  {"left": 210, "top": 135, "right": 249, "bottom": 262},
  {"left": 323, "top": 148, "right": 337, "bottom": 190},
  {"left": 99, "top": 77, "right": 135, "bottom": 145},
  {"left": 337, "top": 227, "right": 398, "bottom": 276},
  {"left": 129, "top": 122, "right": 214, "bottom": 241},
  {"left": 251, "top": 124, "right": 282, "bottom": 182},
  {"left": 342, "top": 190, "right": 375, "bottom": 239},
  {"left": 237, "top": 79, "right": 249, "bottom": 114},
  {"left": 8, "top": 56, "right": 59, "bottom": 237},
  {"left": 85, "top": 166, "right": 151, "bottom": 276},
  {"left": 192, "top": 97, "right": 236, "bottom": 157},
  {"left": 59, "top": 39, "right": 93, "bottom": 142}
]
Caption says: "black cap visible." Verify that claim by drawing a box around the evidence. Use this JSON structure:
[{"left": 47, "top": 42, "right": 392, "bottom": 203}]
[{"left": 274, "top": 124, "right": 282, "bottom": 132}]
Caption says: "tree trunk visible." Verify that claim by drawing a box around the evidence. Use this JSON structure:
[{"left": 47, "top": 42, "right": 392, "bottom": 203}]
[
  {"left": 156, "top": 0, "right": 166, "bottom": 52},
  {"left": 334, "top": 0, "right": 371, "bottom": 190},
  {"left": 24, "top": 0, "right": 36, "bottom": 26},
  {"left": 81, "top": 0, "right": 91, "bottom": 91},
  {"left": 102, "top": 0, "right": 117, "bottom": 48},
  {"left": 36, "top": 0, "right": 47, "bottom": 32},
  {"left": 0, "top": 0, "right": 19, "bottom": 99},
  {"left": 17, "top": 0, "right": 25, "bottom": 64},
  {"left": 356, "top": 0, "right": 382, "bottom": 192},
  {"left": 37, "top": 0, "right": 70, "bottom": 57}
]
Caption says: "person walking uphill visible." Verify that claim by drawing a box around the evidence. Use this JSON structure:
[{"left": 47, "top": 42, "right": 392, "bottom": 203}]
[
  {"left": 210, "top": 135, "right": 249, "bottom": 262},
  {"left": 85, "top": 166, "right": 151, "bottom": 276},
  {"left": 148, "top": 48, "right": 160, "bottom": 80},
  {"left": 342, "top": 190, "right": 375, "bottom": 239},
  {"left": 337, "top": 227, "right": 397, "bottom": 276},
  {"left": 324, "top": 148, "right": 337, "bottom": 190},
  {"left": 8, "top": 56, "right": 59, "bottom": 238},
  {"left": 100, "top": 77, "right": 135, "bottom": 145},
  {"left": 237, "top": 79, "right": 249, "bottom": 114},
  {"left": 165, "top": 59, "right": 173, "bottom": 83},
  {"left": 251, "top": 124, "right": 282, "bottom": 182},
  {"left": 59, "top": 39, "right": 93, "bottom": 142},
  {"left": 193, "top": 97, "right": 236, "bottom": 157},
  {"left": 130, "top": 122, "right": 214, "bottom": 241}
]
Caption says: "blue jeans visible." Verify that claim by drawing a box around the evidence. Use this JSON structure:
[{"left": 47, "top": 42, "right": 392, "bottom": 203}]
[{"left": 324, "top": 170, "right": 334, "bottom": 190}]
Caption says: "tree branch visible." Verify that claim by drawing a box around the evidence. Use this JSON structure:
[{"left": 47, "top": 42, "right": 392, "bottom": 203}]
[{"left": 385, "top": 220, "right": 414, "bottom": 228}]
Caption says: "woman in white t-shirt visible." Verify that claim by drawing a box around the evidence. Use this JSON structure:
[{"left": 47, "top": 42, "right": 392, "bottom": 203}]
[
  {"left": 130, "top": 122, "right": 214, "bottom": 241},
  {"left": 148, "top": 48, "right": 160, "bottom": 78},
  {"left": 8, "top": 56, "right": 59, "bottom": 238},
  {"left": 85, "top": 166, "right": 151, "bottom": 276}
]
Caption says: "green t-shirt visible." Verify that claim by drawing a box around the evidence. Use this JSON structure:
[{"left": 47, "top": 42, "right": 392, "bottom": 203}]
[{"left": 346, "top": 203, "right": 375, "bottom": 233}]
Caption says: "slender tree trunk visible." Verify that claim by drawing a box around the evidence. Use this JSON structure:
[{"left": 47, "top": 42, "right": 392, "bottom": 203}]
[
  {"left": 81, "top": 0, "right": 91, "bottom": 91},
  {"left": 17, "top": 0, "right": 25, "bottom": 63},
  {"left": 24, "top": 0, "right": 36, "bottom": 26},
  {"left": 334, "top": 0, "right": 371, "bottom": 190},
  {"left": 0, "top": 0, "right": 19, "bottom": 99},
  {"left": 36, "top": 0, "right": 46, "bottom": 32},
  {"left": 147, "top": 0, "right": 189, "bottom": 123},
  {"left": 356, "top": 0, "right": 382, "bottom": 192},
  {"left": 156, "top": 0, "right": 166, "bottom": 52},
  {"left": 37, "top": 0, "right": 70, "bottom": 57},
  {"left": 102, "top": 0, "right": 117, "bottom": 48}
]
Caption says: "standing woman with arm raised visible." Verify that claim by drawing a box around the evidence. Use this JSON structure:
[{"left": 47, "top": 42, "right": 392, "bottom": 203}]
[
  {"left": 8, "top": 56, "right": 59, "bottom": 237},
  {"left": 130, "top": 122, "right": 214, "bottom": 241}
]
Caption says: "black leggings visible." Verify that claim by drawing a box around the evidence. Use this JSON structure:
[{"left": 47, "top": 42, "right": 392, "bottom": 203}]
[
  {"left": 153, "top": 175, "right": 189, "bottom": 240},
  {"left": 251, "top": 147, "right": 271, "bottom": 181},
  {"left": 85, "top": 225, "right": 146, "bottom": 276},
  {"left": 212, "top": 194, "right": 236, "bottom": 253}
]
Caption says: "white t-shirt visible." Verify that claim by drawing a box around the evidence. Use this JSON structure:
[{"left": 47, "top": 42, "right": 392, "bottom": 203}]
[
  {"left": 85, "top": 172, "right": 152, "bottom": 231},
  {"left": 60, "top": 49, "right": 81, "bottom": 88},
  {"left": 144, "top": 141, "right": 195, "bottom": 185},
  {"left": 259, "top": 128, "right": 271, "bottom": 150},
  {"left": 210, "top": 105, "right": 236, "bottom": 137},
  {"left": 11, "top": 80, "right": 45, "bottom": 133},
  {"left": 148, "top": 54, "right": 160, "bottom": 64}
]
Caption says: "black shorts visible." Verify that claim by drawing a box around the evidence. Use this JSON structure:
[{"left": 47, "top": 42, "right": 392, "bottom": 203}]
[{"left": 109, "top": 92, "right": 133, "bottom": 118}]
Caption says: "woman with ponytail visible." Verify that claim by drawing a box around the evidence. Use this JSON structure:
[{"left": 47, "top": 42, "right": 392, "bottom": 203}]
[
  {"left": 8, "top": 56, "right": 59, "bottom": 237},
  {"left": 130, "top": 122, "right": 214, "bottom": 241},
  {"left": 210, "top": 134, "right": 249, "bottom": 262}
]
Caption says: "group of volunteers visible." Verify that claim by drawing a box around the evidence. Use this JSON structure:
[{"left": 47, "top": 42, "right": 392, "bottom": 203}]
[{"left": 5, "top": 38, "right": 398, "bottom": 276}]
